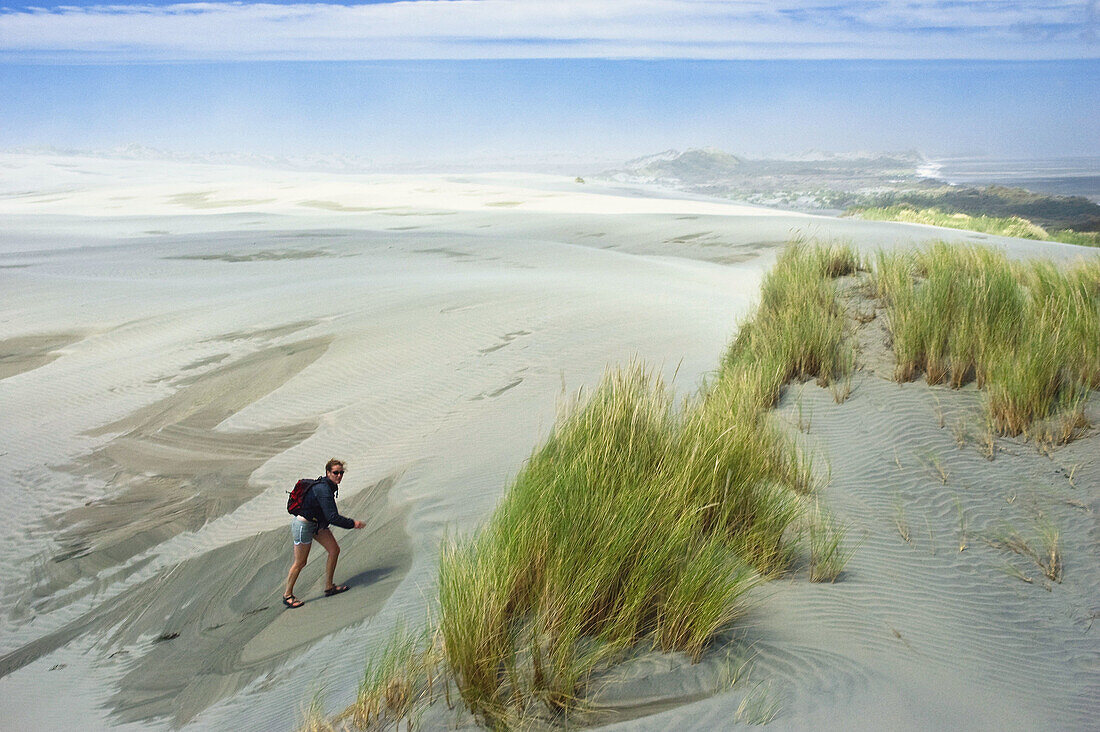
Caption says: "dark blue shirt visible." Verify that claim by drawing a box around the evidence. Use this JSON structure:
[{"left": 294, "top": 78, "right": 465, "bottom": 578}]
[{"left": 300, "top": 476, "right": 355, "bottom": 530}]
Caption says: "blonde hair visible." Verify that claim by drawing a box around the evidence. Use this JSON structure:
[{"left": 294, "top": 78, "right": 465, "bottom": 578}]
[{"left": 325, "top": 458, "right": 345, "bottom": 473}]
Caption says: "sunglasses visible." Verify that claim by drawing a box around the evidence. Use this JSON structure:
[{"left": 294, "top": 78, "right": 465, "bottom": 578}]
[{"left": 332, "top": 469, "right": 345, "bottom": 476}]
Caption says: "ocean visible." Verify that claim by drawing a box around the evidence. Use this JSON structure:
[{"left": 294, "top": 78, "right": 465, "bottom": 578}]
[{"left": 927, "top": 157, "right": 1100, "bottom": 203}]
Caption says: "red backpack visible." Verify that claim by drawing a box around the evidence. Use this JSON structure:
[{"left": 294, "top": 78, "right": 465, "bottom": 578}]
[{"left": 287, "top": 478, "right": 320, "bottom": 515}]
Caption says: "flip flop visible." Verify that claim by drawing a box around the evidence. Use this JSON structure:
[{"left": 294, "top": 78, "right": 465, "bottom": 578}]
[
  {"left": 282, "top": 594, "right": 304, "bottom": 609},
  {"left": 324, "top": 584, "right": 350, "bottom": 597}
]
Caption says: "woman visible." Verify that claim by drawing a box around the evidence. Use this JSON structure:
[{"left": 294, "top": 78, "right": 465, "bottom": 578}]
[{"left": 283, "top": 458, "right": 365, "bottom": 608}]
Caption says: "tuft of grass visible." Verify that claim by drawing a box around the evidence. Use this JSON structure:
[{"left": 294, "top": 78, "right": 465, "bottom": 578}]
[
  {"left": 1067, "top": 463, "right": 1080, "bottom": 489},
  {"left": 438, "top": 362, "right": 803, "bottom": 720},
  {"left": 715, "top": 646, "right": 756, "bottom": 692},
  {"left": 922, "top": 450, "right": 949, "bottom": 485},
  {"left": 928, "top": 451, "right": 946, "bottom": 484},
  {"left": 829, "top": 373, "right": 853, "bottom": 403},
  {"left": 1002, "top": 564, "right": 1034, "bottom": 585},
  {"left": 872, "top": 244, "right": 1099, "bottom": 441},
  {"left": 979, "top": 416, "right": 997, "bottom": 461},
  {"left": 807, "top": 501, "right": 856, "bottom": 583},
  {"left": 813, "top": 241, "right": 863, "bottom": 278},
  {"left": 723, "top": 239, "right": 859, "bottom": 395},
  {"left": 1037, "top": 520, "right": 1064, "bottom": 583},
  {"left": 989, "top": 520, "right": 1064, "bottom": 584},
  {"left": 795, "top": 390, "right": 812, "bottom": 433},
  {"left": 735, "top": 681, "right": 783, "bottom": 725},
  {"left": 298, "top": 689, "right": 340, "bottom": 732},
  {"left": 955, "top": 497, "right": 968, "bottom": 553},
  {"left": 893, "top": 498, "right": 911, "bottom": 544},
  {"left": 951, "top": 417, "right": 969, "bottom": 448},
  {"left": 339, "top": 625, "right": 442, "bottom": 731}
]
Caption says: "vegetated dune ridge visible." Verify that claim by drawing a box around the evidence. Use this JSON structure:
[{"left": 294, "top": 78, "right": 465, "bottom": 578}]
[{"left": 0, "top": 152, "right": 1092, "bottom": 730}]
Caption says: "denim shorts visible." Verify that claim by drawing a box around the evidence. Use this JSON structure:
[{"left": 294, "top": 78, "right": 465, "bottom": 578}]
[{"left": 291, "top": 517, "right": 319, "bottom": 545}]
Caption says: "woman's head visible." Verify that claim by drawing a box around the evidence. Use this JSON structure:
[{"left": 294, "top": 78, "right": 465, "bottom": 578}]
[{"left": 325, "top": 458, "right": 346, "bottom": 483}]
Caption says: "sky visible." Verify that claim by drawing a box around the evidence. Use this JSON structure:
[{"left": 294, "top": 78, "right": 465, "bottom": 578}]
[{"left": 0, "top": 1, "right": 1098, "bottom": 165}]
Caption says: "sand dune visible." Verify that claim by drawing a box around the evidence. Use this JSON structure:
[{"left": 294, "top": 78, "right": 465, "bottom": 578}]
[{"left": 0, "top": 153, "right": 1096, "bottom": 730}]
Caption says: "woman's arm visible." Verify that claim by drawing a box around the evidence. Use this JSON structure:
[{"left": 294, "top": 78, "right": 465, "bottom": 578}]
[{"left": 315, "top": 483, "right": 356, "bottom": 530}]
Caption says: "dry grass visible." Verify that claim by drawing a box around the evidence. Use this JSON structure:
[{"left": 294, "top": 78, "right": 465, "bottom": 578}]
[
  {"left": 1037, "top": 521, "right": 1064, "bottom": 583},
  {"left": 336, "top": 626, "right": 443, "bottom": 731},
  {"left": 979, "top": 418, "right": 997, "bottom": 460},
  {"left": 807, "top": 501, "right": 856, "bottom": 583},
  {"left": 924, "top": 451, "right": 949, "bottom": 485},
  {"left": 893, "top": 499, "right": 911, "bottom": 544},
  {"left": 1002, "top": 564, "right": 1034, "bottom": 585},
  {"left": 298, "top": 692, "right": 343, "bottom": 732},
  {"left": 951, "top": 417, "right": 969, "bottom": 447},
  {"left": 955, "top": 497, "right": 968, "bottom": 553},
  {"left": 797, "top": 402, "right": 812, "bottom": 433},
  {"left": 734, "top": 681, "right": 783, "bottom": 725},
  {"left": 989, "top": 520, "right": 1064, "bottom": 584}
]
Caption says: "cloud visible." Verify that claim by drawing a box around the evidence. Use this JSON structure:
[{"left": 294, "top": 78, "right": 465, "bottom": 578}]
[{"left": 0, "top": 0, "right": 1095, "bottom": 62}]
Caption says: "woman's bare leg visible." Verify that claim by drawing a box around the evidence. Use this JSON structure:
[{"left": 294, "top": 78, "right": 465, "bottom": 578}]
[
  {"left": 284, "top": 541, "right": 312, "bottom": 598},
  {"left": 313, "top": 528, "right": 341, "bottom": 591}
]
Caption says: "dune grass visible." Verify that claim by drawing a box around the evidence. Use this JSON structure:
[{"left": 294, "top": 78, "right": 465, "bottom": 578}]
[
  {"left": 336, "top": 625, "right": 442, "bottom": 730},
  {"left": 849, "top": 205, "right": 1100, "bottom": 248},
  {"left": 989, "top": 520, "right": 1064, "bottom": 584},
  {"left": 723, "top": 241, "right": 858, "bottom": 394},
  {"left": 437, "top": 364, "right": 796, "bottom": 723},
  {"left": 1050, "top": 229, "right": 1100, "bottom": 247},
  {"left": 298, "top": 692, "right": 338, "bottom": 732},
  {"left": 807, "top": 501, "right": 855, "bottom": 583},
  {"left": 872, "top": 244, "right": 1100, "bottom": 438},
  {"left": 850, "top": 205, "right": 1051, "bottom": 239},
  {"left": 734, "top": 681, "right": 784, "bottom": 725}
]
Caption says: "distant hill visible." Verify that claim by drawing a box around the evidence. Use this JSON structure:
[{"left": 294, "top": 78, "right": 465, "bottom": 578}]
[
  {"left": 599, "top": 147, "right": 931, "bottom": 210},
  {"left": 606, "top": 147, "right": 926, "bottom": 185},
  {"left": 613, "top": 148, "right": 744, "bottom": 184}
]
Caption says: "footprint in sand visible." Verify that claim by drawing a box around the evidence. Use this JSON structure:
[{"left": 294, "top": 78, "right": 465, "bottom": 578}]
[
  {"left": 470, "top": 375, "right": 526, "bottom": 401},
  {"left": 478, "top": 330, "right": 532, "bottom": 355}
]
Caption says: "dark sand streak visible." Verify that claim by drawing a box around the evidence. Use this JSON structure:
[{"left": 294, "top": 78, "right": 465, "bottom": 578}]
[
  {"left": 0, "top": 332, "right": 84, "bottom": 380},
  {"left": 33, "top": 337, "right": 331, "bottom": 602}
]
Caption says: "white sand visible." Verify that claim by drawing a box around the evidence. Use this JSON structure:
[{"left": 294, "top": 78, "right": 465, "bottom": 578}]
[{"left": 0, "top": 152, "right": 1096, "bottom": 730}]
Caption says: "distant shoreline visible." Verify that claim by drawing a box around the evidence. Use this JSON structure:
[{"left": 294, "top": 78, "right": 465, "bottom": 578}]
[{"left": 926, "top": 156, "right": 1100, "bottom": 203}]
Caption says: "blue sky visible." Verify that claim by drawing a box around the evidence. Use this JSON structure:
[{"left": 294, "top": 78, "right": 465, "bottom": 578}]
[{"left": 1, "top": 1, "right": 1097, "bottom": 163}]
